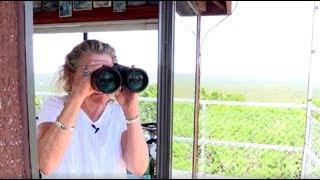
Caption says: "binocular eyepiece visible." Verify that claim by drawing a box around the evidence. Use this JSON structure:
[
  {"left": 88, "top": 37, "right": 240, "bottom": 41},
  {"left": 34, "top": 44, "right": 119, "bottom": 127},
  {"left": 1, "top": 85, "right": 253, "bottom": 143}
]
[{"left": 91, "top": 63, "right": 149, "bottom": 94}]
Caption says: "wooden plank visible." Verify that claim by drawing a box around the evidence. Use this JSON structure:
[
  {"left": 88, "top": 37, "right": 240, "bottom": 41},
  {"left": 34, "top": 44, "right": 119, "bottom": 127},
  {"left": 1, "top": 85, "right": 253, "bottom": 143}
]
[
  {"left": 226, "top": 1, "right": 232, "bottom": 15},
  {"left": 202, "top": 1, "right": 230, "bottom": 16},
  {"left": 193, "top": 1, "right": 206, "bottom": 14},
  {"left": 34, "top": 5, "right": 158, "bottom": 25},
  {"left": 176, "top": 1, "right": 195, "bottom": 16},
  {"left": 212, "top": 1, "right": 226, "bottom": 11}
]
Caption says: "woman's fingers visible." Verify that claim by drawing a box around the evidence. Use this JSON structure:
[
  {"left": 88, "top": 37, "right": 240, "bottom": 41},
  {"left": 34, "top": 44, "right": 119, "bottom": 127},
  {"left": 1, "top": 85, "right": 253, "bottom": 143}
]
[
  {"left": 78, "top": 63, "right": 106, "bottom": 76},
  {"left": 90, "top": 60, "right": 113, "bottom": 67},
  {"left": 87, "top": 64, "right": 103, "bottom": 72}
]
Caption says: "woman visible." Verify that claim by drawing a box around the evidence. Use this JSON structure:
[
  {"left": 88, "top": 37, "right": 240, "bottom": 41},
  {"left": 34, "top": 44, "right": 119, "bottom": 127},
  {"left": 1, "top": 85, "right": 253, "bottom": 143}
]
[{"left": 36, "top": 40, "right": 149, "bottom": 178}]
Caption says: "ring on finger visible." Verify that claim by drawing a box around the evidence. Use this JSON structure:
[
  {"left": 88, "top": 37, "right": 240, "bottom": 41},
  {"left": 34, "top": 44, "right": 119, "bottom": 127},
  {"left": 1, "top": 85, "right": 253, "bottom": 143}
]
[{"left": 82, "top": 65, "right": 90, "bottom": 78}]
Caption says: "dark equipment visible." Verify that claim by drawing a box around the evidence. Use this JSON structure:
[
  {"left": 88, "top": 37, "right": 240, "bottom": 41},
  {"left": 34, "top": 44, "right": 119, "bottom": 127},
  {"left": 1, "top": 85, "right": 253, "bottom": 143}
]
[{"left": 91, "top": 63, "right": 149, "bottom": 94}]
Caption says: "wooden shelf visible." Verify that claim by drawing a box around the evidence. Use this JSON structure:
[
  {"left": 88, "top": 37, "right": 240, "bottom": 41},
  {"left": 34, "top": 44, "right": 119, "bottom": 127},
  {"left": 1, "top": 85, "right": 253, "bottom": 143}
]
[
  {"left": 33, "top": 4, "right": 158, "bottom": 25},
  {"left": 33, "top": 1, "right": 230, "bottom": 25}
]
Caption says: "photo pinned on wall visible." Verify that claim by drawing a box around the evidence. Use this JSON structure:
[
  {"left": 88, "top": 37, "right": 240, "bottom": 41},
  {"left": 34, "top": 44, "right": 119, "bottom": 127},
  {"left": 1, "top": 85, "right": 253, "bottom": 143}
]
[
  {"left": 59, "top": 1, "right": 72, "bottom": 17},
  {"left": 127, "top": 1, "right": 146, "bottom": 6},
  {"left": 147, "top": 0, "right": 159, "bottom": 5},
  {"left": 73, "top": 1, "right": 92, "bottom": 11},
  {"left": 113, "top": 1, "right": 127, "bottom": 12},
  {"left": 93, "top": 1, "right": 111, "bottom": 8},
  {"left": 33, "top": 1, "right": 42, "bottom": 13},
  {"left": 43, "top": 1, "right": 58, "bottom": 12}
]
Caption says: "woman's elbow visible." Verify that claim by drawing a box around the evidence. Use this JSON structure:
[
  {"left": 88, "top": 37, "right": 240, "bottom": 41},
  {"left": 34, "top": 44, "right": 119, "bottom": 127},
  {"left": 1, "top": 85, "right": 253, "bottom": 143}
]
[
  {"left": 38, "top": 154, "right": 56, "bottom": 176},
  {"left": 39, "top": 164, "right": 54, "bottom": 176},
  {"left": 129, "top": 158, "right": 149, "bottom": 176},
  {"left": 129, "top": 167, "right": 147, "bottom": 177}
]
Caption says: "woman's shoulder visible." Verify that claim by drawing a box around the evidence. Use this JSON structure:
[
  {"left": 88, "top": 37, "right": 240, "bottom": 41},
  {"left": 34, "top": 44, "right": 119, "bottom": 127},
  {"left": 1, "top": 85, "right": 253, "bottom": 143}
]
[
  {"left": 42, "top": 95, "right": 67, "bottom": 108},
  {"left": 36, "top": 95, "right": 67, "bottom": 126}
]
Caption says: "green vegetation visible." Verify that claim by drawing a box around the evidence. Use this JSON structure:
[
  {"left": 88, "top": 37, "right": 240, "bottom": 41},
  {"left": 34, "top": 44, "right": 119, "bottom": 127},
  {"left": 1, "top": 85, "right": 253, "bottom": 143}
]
[
  {"left": 200, "top": 87, "right": 246, "bottom": 101},
  {"left": 139, "top": 85, "right": 157, "bottom": 123},
  {"left": 173, "top": 143, "right": 302, "bottom": 179},
  {"left": 138, "top": 85, "right": 306, "bottom": 178},
  {"left": 313, "top": 98, "right": 320, "bottom": 107},
  {"left": 35, "top": 96, "right": 43, "bottom": 112},
  {"left": 172, "top": 103, "right": 306, "bottom": 146}
]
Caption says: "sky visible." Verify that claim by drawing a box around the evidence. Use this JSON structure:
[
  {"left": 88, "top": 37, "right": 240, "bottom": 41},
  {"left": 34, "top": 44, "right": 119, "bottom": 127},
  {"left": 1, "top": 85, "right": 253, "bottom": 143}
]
[{"left": 33, "top": 1, "right": 319, "bottom": 83}]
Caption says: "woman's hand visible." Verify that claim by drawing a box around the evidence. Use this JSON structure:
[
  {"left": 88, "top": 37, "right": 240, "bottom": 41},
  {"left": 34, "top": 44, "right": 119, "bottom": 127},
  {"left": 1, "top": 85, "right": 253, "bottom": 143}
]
[
  {"left": 70, "top": 54, "right": 113, "bottom": 100},
  {"left": 116, "top": 86, "right": 139, "bottom": 120},
  {"left": 116, "top": 65, "right": 140, "bottom": 119}
]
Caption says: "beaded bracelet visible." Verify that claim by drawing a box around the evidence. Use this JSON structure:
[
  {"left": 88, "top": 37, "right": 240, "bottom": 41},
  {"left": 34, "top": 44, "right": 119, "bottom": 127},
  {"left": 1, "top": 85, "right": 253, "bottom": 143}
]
[
  {"left": 55, "top": 120, "right": 75, "bottom": 131},
  {"left": 126, "top": 114, "right": 140, "bottom": 124}
]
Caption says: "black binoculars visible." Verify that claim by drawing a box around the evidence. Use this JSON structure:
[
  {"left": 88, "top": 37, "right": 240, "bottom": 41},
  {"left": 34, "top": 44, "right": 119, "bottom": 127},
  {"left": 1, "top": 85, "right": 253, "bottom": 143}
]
[{"left": 91, "top": 63, "right": 149, "bottom": 94}]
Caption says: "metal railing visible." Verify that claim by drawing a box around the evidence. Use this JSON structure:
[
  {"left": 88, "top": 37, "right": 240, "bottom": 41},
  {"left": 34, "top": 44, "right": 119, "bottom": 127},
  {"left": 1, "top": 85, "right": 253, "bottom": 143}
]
[
  {"left": 36, "top": 91, "right": 320, "bottom": 177},
  {"left": 35, "top": 91, "right": 308, "bottom": 153}
]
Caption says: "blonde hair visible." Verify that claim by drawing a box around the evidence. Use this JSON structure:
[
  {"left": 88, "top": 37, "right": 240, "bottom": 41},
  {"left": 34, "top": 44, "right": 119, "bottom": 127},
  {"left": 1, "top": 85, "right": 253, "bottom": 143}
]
[{"left": 57, "top": 39, "right": 117, "bottom": 93}]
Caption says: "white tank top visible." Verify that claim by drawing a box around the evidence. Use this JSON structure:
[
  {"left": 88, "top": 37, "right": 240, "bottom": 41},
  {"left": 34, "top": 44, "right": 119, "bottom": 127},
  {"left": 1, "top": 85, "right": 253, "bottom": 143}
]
[{"left": 36, "top": 96, "right": 128, "bottom": 179}]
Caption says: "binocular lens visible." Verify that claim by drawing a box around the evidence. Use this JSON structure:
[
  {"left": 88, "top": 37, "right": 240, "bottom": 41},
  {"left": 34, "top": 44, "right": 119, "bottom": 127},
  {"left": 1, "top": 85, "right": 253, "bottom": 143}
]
[
  {"left": 91, "top": 64, "right": 148, "bottom": 94},
  {"left": 96, "top": 69, "right": 121, "bottom": 94},
  {"left": 127, "top": 70, "right": 148, "bottom": 92}
]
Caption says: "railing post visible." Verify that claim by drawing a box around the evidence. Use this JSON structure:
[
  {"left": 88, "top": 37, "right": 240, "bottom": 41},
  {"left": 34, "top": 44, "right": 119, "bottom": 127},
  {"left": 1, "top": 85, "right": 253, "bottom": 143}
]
[
  {"left": 301, "top": 2, "right": 318, "bottom": 178},
  {"left": 192, "top": 10, "right": 202, "bottom": 180}
]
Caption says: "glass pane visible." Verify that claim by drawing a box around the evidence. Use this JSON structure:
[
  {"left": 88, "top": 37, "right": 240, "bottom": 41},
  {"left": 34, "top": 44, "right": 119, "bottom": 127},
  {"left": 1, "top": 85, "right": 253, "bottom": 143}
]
[
  {"left": 33, "top": 33, "right": 83, "bottom": 110},
  {"left": 199, "top": 1, "right": 314, "bottom": 178},
  {"left": 33, "top": 31, "right": 158, "bottom": 179},
  {"left": 171, "top": 11, "right": 197, "bottom": 178}
]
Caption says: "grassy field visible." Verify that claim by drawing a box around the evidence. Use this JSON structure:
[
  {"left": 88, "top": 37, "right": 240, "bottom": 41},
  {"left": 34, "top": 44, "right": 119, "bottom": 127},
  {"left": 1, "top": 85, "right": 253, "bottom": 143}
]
[
  {"left": 171, "top": 103, "right": 305, "bottom": 178},
  {"left": 172, "top": 103, "right": 306, "bottom": 146},
  {"left": 139, "top": 85, "right": 308, "bottom": 178},
  {"left": 172, "top": 142, "right": 302, "bottom": 179}
]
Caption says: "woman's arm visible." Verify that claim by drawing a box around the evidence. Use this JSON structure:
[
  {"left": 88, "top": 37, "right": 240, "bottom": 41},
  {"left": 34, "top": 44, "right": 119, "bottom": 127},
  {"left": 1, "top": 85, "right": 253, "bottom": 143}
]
[
  {"left": 118, "top": 88, "right": 149, "bottom": 176},
  {"left": 37, "top": 93, "right": 85, "bottom": 175},
  {"left": 37, "top": 56, "right": 110, "bottom": 175},
  {"left": 121, "top": 118, "right": 149, "bottom": 176}
]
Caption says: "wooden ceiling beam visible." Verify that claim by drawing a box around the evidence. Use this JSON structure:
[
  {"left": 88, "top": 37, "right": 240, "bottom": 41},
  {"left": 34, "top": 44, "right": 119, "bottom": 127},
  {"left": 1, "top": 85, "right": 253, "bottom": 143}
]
[
  {"left": 212, "top": 1, "right": 226, "bottom": 11},
  {"left": 192, "top": 1, "right": 207, "bottom": 14},
  {"left": 174, "top": 1, "right": 232, "bottom": 16},
  {"left": 226, "top": 1, "right": 232, "bottom": 15}
]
